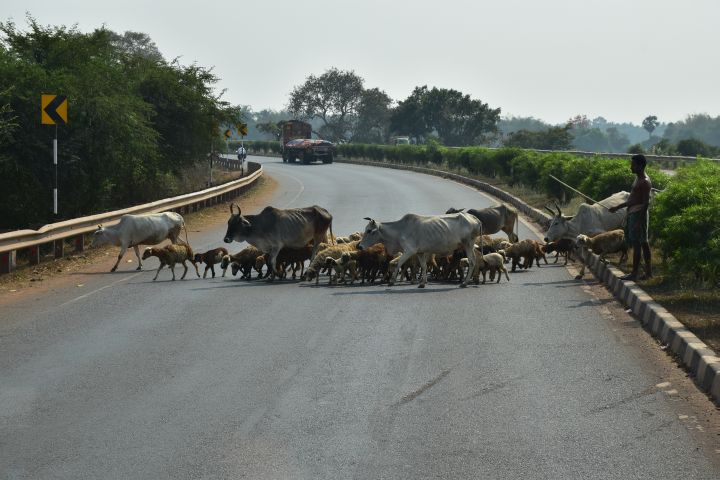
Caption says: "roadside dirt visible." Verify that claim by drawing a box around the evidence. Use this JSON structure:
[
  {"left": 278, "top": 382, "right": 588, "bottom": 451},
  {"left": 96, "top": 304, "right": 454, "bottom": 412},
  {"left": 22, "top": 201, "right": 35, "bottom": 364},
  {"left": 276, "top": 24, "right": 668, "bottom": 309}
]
[{"left": 0, "top": 175, "right": 277, "bottom": 306}]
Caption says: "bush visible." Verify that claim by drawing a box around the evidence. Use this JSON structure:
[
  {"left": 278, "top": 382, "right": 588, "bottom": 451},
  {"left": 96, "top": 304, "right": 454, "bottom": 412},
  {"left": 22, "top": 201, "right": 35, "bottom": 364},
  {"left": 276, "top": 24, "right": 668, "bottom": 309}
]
[{"left": 653, "top": 160, "right": 720, "bottom": 284}]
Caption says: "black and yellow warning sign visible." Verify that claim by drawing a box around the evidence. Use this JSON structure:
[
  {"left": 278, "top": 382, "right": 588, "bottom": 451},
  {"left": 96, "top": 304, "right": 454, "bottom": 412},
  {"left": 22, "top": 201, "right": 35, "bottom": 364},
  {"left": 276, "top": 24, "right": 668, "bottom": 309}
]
[
  {"left": 237, "top": 123, "right": 248, "bottom": 136},
  {"left": 41, "top": 94, "right": 68, "bottom": 125},
  {"left": 224, "top": 129, "right": 232, "bottom": 139}
]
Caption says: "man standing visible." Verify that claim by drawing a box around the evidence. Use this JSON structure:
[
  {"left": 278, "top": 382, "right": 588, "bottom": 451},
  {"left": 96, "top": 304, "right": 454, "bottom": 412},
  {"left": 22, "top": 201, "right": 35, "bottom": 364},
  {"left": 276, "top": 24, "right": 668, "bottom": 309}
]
[{"left": 609, "top": 154, "right": 652, "bottom": 281}]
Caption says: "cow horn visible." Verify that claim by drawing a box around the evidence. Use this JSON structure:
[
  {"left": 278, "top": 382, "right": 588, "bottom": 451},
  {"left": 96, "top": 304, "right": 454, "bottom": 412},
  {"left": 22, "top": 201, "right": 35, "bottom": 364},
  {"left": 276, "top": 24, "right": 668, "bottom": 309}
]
[
  {"left": 97, "top": 224, "right": 102, "bottom": 229},
  {"left": 230, "top": 203, "right": 241, "bottom": 216},
  {"left": 363, "top": 217, "right": 372, "bottom": 222},
  {"left": 544, "top": 205, "right": 556, "bottom": 216},
  {"left": 553, "top": 202, "right": 562, "bottom": 216}
]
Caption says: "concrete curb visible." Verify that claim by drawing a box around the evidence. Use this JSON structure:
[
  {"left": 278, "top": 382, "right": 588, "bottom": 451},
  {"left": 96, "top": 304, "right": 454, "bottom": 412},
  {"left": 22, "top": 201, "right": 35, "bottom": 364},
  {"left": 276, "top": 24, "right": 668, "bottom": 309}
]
[{"left": 336, "top": 157, "right": 720, "bottom": 405}]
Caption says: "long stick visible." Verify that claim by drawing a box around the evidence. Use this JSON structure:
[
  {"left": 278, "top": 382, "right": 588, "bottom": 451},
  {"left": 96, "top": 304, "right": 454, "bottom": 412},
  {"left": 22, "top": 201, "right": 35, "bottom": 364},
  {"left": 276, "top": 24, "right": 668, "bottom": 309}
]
[{"left": 549, "top": 174, "right": 611, "bottom": 210}]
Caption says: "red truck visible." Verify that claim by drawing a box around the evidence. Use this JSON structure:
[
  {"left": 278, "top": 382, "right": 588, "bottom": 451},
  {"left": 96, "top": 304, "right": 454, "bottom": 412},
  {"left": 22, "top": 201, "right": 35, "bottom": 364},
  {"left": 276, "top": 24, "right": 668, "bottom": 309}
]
[{"left": 281, "top": 120, "right": 335, "bottom": 164}]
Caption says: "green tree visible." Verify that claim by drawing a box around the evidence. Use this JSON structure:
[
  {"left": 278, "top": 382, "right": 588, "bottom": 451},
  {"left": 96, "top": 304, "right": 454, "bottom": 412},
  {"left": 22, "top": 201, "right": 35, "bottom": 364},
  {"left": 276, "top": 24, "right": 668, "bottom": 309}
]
[
  {"left": 642, "top": 115, "right": 658, "bottom": 139},
  {"left": 352, "top": 87, "right": 392, "bottom": 144},
  {"left": 390, "top": 86, "right": 500, "bottom": 146},
  {"left": 504, "top": 125, "right": 573, "bottom": 150},
  {"left": 288, "top": 67, "right": 364, "bottom": 142}
]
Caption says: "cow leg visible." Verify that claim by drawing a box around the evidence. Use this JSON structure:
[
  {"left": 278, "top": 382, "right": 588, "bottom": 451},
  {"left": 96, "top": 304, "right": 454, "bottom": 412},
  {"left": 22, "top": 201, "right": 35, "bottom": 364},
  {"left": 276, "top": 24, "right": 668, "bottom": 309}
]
[
  {"left": 111, "top": 246, "right": 127, "bottom": 272},
  {"left": 461, "top": 241, "right": 475, "bottom": 287},
  {"left": 266, "top": 250, "right": 280, "bottom": 282},
  {"left": 133, "top": 245, "right": 143, "bottom": 270},
  {"left": 417, "top": 253, "right": 429, "bottom": 288}
]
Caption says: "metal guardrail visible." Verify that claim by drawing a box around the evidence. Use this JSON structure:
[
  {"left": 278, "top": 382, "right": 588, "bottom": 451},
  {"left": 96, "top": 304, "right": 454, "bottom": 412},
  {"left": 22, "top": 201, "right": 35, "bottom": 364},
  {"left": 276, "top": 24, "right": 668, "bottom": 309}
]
[{"left": 0, "top": 160, "right": 263, "bottom": 274}]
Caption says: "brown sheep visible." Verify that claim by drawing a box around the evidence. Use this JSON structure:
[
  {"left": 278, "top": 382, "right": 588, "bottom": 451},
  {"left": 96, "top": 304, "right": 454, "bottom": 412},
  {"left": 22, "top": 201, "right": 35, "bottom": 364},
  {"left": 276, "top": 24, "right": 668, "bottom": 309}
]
[
  {"left": 461, "top": 250, "right": 510, "bottom": 284},
  {"left": 325, "top": 251, "right": 359, "bottom": 284},
  {"left": 193, "top": 247, "right": 229, "bottom": 278},
  {"left": 221, "top": 246, "right": 263, "bottom": 279},
  {"left": 575, "top": 230, "right": 628, "bottom": 278},
  {"left": 356, "top": 243, "right": 389, "bottom": 284},
  {"left": 303, "top": 241, "right": 359, "bottom": 284},
  {"left": 543, "top": 238, "right": 577, "bottom": 265},
  {"left": 142, "top": 244, "right": 199, "bottom": 281}
]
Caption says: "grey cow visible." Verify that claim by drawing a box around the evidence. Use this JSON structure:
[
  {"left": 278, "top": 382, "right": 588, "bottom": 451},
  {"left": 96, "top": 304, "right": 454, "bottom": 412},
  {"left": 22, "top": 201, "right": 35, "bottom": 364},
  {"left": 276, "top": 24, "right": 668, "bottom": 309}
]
[
  {"left": 223, "top": 203, "right": 333, "bottom": 281},
  {"left": 446, "top": 204, "right": 519, "bottom": 242}
]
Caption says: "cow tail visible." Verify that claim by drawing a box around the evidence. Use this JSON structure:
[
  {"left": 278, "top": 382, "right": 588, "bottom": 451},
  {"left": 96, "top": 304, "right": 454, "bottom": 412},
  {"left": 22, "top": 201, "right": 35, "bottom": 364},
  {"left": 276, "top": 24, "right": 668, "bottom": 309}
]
[{"left": 329, "top": 220, "right": 335, "bottom": 245}]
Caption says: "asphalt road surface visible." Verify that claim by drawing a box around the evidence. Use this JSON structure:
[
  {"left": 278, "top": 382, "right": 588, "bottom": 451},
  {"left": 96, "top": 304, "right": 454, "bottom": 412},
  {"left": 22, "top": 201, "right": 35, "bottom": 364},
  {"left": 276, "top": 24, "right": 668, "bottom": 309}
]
[{"left": 1, "top": 156, "right": 718, "bottom": 479}]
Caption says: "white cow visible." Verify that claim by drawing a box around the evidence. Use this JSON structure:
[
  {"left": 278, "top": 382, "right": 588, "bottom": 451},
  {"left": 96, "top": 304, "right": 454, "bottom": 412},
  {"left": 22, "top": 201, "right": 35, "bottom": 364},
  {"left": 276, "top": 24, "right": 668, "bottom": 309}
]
[
  {"left": 92, "top": 212, "right": 186, "bottom": 272},
  {"left": 357, "top": 212, "right": 483, "bottom": 288},
  {"left": 543, "top": 192, "right": 629, "bottom": 278}
]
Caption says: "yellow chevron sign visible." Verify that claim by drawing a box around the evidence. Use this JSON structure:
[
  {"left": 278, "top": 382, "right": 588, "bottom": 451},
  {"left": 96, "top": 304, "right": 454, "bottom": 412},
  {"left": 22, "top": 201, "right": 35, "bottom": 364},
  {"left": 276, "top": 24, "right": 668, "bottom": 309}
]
[{"left": 41, "top": 94, "right": 68, "bottom": 125}]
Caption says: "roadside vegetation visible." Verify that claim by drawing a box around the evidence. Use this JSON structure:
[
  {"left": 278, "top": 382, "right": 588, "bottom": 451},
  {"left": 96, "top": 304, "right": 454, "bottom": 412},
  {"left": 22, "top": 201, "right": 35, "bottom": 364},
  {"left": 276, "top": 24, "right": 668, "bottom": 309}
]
[{"left": 0, "top": 19, "right": 242, "bottom": 231}]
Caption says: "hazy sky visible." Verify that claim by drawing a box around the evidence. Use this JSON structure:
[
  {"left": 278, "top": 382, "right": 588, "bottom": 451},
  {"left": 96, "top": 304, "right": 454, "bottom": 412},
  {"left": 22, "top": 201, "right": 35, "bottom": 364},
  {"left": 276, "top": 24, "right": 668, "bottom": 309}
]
[{"left": 3, "top": 0, "right": 719, "bottom": 124}]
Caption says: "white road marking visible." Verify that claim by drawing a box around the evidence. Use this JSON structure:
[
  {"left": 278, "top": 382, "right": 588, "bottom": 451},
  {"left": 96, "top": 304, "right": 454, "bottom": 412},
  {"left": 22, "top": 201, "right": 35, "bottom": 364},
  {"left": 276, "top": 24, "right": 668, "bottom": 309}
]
[{"left": 58, "top": 272, "right": 143, "bottom": 308}]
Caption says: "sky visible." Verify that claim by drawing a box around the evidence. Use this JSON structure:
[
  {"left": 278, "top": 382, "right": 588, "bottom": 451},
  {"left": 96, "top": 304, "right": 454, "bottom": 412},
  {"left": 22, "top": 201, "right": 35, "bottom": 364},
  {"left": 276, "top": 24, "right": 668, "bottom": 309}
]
[{"left": 3, "top": 0, "right": 719, "bottom": 125}]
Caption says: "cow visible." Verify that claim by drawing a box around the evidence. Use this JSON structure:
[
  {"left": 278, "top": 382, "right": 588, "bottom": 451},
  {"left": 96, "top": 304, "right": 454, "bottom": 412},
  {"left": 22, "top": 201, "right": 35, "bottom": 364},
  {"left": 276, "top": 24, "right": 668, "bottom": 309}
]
[
  {"left": 357, "top": 212, "right": 483, "bottom": 288},
  {"left": 91, "top": 212, "right": 186, "bottom": 272},
  {"left": 543, "top": 192, "right": 629, "bottom": 278},
  {"left": 223, "top": 203, "right": 333, "bottom": 281},
  {"left": 446, "top": 204, "right": 519, "bottom": 242}
]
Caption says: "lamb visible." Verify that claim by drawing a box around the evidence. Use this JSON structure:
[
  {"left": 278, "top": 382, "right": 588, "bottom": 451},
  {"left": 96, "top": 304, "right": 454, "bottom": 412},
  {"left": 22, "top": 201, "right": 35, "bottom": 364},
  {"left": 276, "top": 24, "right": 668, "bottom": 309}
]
[
  {"left": 325, "top": 251, "right": 359, "bottom": 284},
  {"left": 461, "top": 250, "right": 510, "bottom": 284},
  {"left": 220, "top": 245, "right": 263, "bottom": 279},
  {"left": 142, "top": 244, "right": 200, "bottom": 281},
  {"left": 255, "top": 245, "right": 314, "bottom": 280},
  {"left": 356, "top": 243, "right": 389, "bottom": 284},
  {"left": 543, "top": 238, "right": 577, "bottom": 265},
  {"left": 502, "top": 239, "right": 537, "bottom": 272},
  {"left": 303, "top": 241, "right": 360, "bottom": 284},
  {"left": 193, "top": 247, "right": 229, "bottom": 278},
  {"left": 575, "top": 229, "right": 628, "bottom": 278}
]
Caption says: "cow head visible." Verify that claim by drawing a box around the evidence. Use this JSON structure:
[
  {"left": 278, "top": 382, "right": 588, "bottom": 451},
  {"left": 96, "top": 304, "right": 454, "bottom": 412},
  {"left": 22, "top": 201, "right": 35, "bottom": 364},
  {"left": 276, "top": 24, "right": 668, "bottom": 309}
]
[
  {"left": 91, "top": 224, "right": 109, "bottom": 247},
  {"left": 224, "top": 203, "right": 252, "bottom": 243},
  {"left": 445, "top": 207, "right": 464, "bottom": 214},
  {"left": 543, "top": 203, "right": 573, "bottom": 242},
  {"left": 357, "top": 217, "right": 381, "bottom": 250}
]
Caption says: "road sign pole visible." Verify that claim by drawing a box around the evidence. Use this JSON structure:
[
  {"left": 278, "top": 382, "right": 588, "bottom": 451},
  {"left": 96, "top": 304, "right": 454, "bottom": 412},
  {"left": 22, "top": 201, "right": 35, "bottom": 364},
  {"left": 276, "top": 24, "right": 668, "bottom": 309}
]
[{"left": 54, "top": 125, "right": 58, "bottom": 215}]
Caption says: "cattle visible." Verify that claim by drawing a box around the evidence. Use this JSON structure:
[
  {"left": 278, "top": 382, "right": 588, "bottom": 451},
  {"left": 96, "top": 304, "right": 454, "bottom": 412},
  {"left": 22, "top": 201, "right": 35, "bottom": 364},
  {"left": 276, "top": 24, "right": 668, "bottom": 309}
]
[
  {"left": 543, "top": 192, "right": 629, "bottom": 278},
  {"left": 92, "top": 212, "right": 186, "bottom": 272},
  {"left": 446, "top": 205, "right": 519, "bottom": 242},
  {"left": 575, "top": 230, "right": 628, "bottom": 278},
  {"left": 543, "top": 192, "right": 629, "bottom": 243},
  {"left": 193, "top": 247, "right": 229, "bottom": 278},
  {"left": 141, "top": 244, "right": 199, "bottom": 281},
  {"left": 223, "top": 203, "right": 333, "bottom": 281},
  {"left": 358, "top": 212, "right": 483, "bottom": 288}
]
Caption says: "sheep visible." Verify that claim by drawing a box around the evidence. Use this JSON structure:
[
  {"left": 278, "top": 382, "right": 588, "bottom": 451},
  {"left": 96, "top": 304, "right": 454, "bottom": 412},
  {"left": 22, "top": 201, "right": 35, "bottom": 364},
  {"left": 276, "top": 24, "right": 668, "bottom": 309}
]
[
  {"left": 255, "top": 245, "right": 314, "bottom": 280},
  {"left": 142, "top": 244, "right": 199, "bottom": 281},
  {"left": 502, "top": 240, "right": 537, "bottom": 272},
  {"left": 543, "top": 238, "right": 577, "bottom": 265},
  {"left": 193, "top": 247, "right": 229, "bottom": 278},
  {"left": 356, "top": 243, "right": 389, "bottom": 284},
  {"left": 325, "top": 251, "right": 359, "bottom": 284},
  {"left": 335, "top": 232, "right": 362, "bottom": 244},
  {"left": 575, "top": 229, "right": 628, "bottom": 278},
  {"left": 303, "top": 241, "right": 360, "bottom": 284},
  {"left": 220, "top": 245, "right": 263, "bottom": 279},
  {"left": 388, "top": 253, "right": 437, "bottom": 284},
  {"left": 461, "top": 250, "right": 510, "bottom": 284}
]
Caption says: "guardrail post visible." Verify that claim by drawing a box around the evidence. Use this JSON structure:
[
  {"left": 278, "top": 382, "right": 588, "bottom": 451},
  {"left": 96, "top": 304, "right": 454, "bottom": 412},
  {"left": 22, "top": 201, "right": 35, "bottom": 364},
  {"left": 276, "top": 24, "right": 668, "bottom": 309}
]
[
  {"left": 54, "top": 239, "right": 64, "bottom": 259},
  {"left": 74, "top": 234, "right": 84, "bottom": 252},
  {"left": 0, "top": 251, "right": 14, "bottom": 274},
  {"left": 28, "top": 245, "right": 41, "bottom": 265}
]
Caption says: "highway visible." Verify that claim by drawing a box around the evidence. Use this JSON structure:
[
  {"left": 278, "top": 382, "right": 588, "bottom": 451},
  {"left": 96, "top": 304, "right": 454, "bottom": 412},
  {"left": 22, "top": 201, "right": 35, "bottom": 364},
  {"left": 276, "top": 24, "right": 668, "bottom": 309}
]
[{"left": 1, "top": 156, "right": 718, "bottom": 479}]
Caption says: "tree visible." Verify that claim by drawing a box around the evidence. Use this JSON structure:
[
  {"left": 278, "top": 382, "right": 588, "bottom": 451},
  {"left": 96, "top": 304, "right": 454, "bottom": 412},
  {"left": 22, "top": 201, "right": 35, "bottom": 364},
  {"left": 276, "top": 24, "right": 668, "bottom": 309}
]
[
  {"left": 504, "top": 125, "right": 573, "bottom": 150},
  {"left": 663, "top": 114, "right": 720, "bottom": 147},
  {"left": 642, "top": 115, "right": 658, "bottom": 139},
  {"left": 255, "top": 121, "right": 282, "bottom": 140},
  {"left": 390, "top": 86, "right": 500, "bottom": 146},
  {"left": 288, "top": 67, "right": 364, "bottom": 142},
  {"left": 351, "top": 87, "right": 392, "bottom": 144}
]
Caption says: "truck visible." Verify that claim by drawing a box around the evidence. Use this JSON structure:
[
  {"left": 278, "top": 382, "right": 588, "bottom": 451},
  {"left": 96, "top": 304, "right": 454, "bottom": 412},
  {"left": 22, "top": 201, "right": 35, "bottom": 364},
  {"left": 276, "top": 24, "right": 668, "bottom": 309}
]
[{"left": 281, "top": 120, "right": 335, "bottom": 164}]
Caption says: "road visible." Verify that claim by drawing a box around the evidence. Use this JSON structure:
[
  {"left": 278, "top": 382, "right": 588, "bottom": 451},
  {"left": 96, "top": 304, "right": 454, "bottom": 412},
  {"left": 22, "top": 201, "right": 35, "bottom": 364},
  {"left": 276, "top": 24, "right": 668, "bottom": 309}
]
[{"left": 1, "top": 156, "right": 718, "bottom": 479}]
